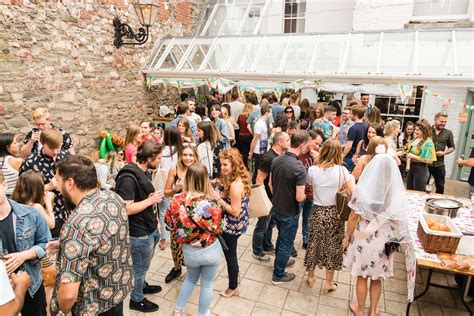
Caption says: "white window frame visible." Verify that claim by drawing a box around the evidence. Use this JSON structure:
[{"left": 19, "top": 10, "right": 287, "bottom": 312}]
[
  {"left": 411, "top": 0, "right": 471, "bottom": 22},
  {"left": 282, "top": 0, "right": 306, "bottom": 34}
]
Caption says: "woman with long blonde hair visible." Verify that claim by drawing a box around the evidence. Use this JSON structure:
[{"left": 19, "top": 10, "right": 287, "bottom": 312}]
[
  {"left": 305, "top": 139, "right": 355, "bottom": 291},
  {"left": 164, "top": 145, "right": 200, "bottom": 283},
  {"left": 210, "top": 148, "right": 251, "bottom": 298}
]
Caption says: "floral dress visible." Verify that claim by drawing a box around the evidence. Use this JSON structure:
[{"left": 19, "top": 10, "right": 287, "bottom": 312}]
[
  {"left": 343, "top": 218, "right": 397, "bottom": 280},
  {"left": 407, "top": 138, "right": 437, "bottom": 162}
]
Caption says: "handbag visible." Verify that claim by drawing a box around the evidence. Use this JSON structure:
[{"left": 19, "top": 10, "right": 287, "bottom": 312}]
[
  {"left": 248, "top": 184, "right": 272, "bottom": 218},
  {"left": 186, "top": 207, "right": 229, "bottom": 251},
  {"left": 336, "top": 166, "right": 351, "bottom": 221},
  {"left": 151, "top": 167, "right": 169, "bottom": 192}
]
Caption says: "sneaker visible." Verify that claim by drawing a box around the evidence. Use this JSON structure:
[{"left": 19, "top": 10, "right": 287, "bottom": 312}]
[
  {"left": 143, "top": 282, "right": 162, "bottom": 294},
  {"left": 272, "top": 272, "right": 296, "bottom": 285},
  {"left": 252, "top": 253, "right": 271, "bottom": 262},
  {"left": 263, "top": 249, "right": 275, "bottom": 256},
  {"left": 302, "top": 243, "right": 308, "bottom": 249},
  {"left": 165, "top": 267, "right": 182, "bottom": 284},
  {"left": 291, "top": 246, "right": 298, "bottom": 257},
  {"left": 286, "top": 258, "right": 296, "bottom": 267},
  {"left": 130, "top": 298, "right": 159, "bottom": 313}
]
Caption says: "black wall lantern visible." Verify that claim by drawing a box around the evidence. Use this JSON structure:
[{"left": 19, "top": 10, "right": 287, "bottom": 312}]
[{"left": 113, "top": 1, "right": 159, "bottom": 48}]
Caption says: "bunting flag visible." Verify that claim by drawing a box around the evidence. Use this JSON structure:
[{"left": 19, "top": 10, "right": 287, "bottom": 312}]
[{"left": 422, "top": 88, "right": 470, "bottom": 110}]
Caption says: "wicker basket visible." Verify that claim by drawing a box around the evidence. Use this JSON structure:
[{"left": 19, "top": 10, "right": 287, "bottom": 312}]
[{"left": 417, "top": 213, "right": 462, "bottom": 254}]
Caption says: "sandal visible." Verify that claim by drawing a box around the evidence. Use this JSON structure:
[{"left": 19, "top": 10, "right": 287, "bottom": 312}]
[
  {"left": 307, "top": 276, "right": 316, "bottom": 288},
  {"left": 322, "top": 283, "right": 338, "bottom": 295},
  {"left": 219, "top": 287, "right": 240, "bottom": 298}
]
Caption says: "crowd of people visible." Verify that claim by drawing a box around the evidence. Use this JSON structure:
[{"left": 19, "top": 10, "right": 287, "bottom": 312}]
[{"left": 0, "top": 87, "right": 466, "bottom": 316}]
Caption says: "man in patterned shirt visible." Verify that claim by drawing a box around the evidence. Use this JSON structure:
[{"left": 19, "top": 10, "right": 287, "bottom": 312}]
[
  {"left": 50, "top": 155, "right": 133, "bottom": 316},
  {"left": 19, "top": 128, "right": 70, "bottom": 237},
  {"left": 19, "top": 107, "right": 75, "bottom": 158}
]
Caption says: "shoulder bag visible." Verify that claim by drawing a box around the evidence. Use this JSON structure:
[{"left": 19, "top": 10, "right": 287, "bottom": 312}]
[
  {"left": 248, "top": 184, "right": 272, "bottom": 218},
  {"left": 336, "top": 166, "right": 351, "bottom": 221}
]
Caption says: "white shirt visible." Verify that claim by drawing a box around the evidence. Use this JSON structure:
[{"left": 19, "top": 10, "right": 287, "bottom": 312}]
[
  {"left": 307, "top": 165, "right": 350, "bottom": 206},
  {"left": 161, "top": 146, "right": 178, "bottom": 170},
  {"left": 253, "top": 119, "right": 269, "bottom": 154},
  {"left": 292, "top": 104, "right": 301, "bottom": 120},
  {"left": 229, "top": 101, "right": 245, "bottom": 125},
  {"left": 197, "top": 141, "right": 213, "bottom": 176},
  {"left": 190, "top": 112, "right": 202, "bottom": 123},
  {"left": 0, "top": 261, "right": 15, "bottom": 305}
]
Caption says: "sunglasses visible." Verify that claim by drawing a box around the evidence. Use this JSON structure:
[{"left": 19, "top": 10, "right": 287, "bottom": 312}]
[
  {"left": 285, "top": 111, "right": 294, "bottom": 113},
  {"left": 118, "top": 152, "right": 124, "bottom": 156}
]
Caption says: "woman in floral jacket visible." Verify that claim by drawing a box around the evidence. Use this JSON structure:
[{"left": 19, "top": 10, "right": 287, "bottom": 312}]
[{"left": 165, "top": 163, "right": 224, "bottom": 316}]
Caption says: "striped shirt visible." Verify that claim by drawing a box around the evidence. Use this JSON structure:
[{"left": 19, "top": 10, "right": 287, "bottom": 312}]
[{"left": 0, "top": 156, "right": 19, "bottom": 196}]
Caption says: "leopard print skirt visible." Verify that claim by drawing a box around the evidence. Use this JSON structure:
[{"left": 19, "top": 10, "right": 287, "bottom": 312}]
[
  {"left": 170, "top": 230, "right": 184, "bottom": 267},
  {"left": 304, "top": 204, "right": 345, "bottom": 271}
]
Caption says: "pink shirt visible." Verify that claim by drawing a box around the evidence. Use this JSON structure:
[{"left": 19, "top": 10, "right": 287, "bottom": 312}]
[{"left": 125, "top": 143, "right": 137, "bottom": 164}]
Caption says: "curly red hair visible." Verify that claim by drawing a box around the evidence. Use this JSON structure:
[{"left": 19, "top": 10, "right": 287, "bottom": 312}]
[{"left": 219, "top": 148, "right": 252, "bottom": 197}]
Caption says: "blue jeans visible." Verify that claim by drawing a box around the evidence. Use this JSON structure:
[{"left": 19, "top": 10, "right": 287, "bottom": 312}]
[
  {"left": 252, "top": 214, "right": 275, "bottom": 256},
  {"left": 272, "top": 208, "right": 300, "bottom": 279},
  {"left": 130, "top": 229, "right": 159, "bottom": 302},
  {"left": 343, "top": 156, "right": 355, "bottom": 172},
  {"left": 176, "top": 241, "right": 222, "bottom": 315},
  {"left": 300, "top": 200, "right": 313, "bottom": 245},
  {"left": 158, "top": 197, "right": 170, "bottom": 240}
]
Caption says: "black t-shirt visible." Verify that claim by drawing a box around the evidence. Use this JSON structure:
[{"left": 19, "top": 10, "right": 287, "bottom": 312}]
[
  {"left": 258, "top": 148, "right": 279, "bottom": 198},
  {"left": 347, "top": 122, "right": 368, "bottom": 159},
  {"left": 270, "top": 151, "right": 306, "bottom": 214},
  {"left": 469, "top": 149, "right": 474, "bottom": 186},
  {"left": 0, "top": 210, "right": 17, "bottom": 254},
  {"left": 115, "top": 171, "right": 158, "bottom": 237}
]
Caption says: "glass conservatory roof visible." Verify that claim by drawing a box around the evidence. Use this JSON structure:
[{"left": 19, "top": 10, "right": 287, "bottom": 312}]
[{"left": 144, "top": 29, "right": 474, "bottom": 86}]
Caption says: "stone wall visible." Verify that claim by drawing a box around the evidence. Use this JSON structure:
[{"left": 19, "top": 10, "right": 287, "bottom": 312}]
[{"left": 0, "top": 0, "right": 204, "bottom": 154}]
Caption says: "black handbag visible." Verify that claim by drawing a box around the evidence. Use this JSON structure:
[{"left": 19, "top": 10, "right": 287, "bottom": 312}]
[{"left": 336, "top": 167, "right": 351, "bottom": 221}]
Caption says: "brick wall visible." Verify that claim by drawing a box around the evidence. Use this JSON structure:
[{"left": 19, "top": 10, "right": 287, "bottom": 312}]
[{"left": 0, "top": 0, "right": 204, "bottom": 154}]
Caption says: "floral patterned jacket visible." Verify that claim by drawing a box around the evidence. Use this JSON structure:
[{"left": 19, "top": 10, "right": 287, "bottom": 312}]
[{"left": 165, "top": 192, "right": 224, "bottom": 247}]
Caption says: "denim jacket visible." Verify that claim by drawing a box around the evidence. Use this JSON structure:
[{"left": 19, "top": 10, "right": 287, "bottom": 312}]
[{"left": 6, "top": 199, "right": 51, "bottom": 296}]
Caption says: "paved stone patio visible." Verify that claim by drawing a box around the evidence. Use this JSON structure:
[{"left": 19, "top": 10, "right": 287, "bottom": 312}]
[{"left": 123, "top": 214, "right": 474, "bottom": 316}]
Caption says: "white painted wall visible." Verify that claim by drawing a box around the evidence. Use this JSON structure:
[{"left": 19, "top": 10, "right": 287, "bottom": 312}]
[
  {"left": 305, "top": 0, "right": 354, "bottom": 33},
  {"left": 420, "top": 86, "right": 469, "bottom": 178},
  {"left": 352, "top": 0, "right": 414, "bottom": 31}
]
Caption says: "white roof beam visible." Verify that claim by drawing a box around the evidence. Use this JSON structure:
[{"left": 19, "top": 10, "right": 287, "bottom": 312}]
[
  {"left": 376, "top": 32, "right": 384, "bottom": 74},
  {"left": 253, "top": 0, "right": 269, "bottom": 35},
  {"left": 200, "top": 3, "right": 220, "bottom": 36},
  {"left": 278, "top": 35, "right": 293, "bottom": 73},
  {"left": 452, "top": 30, "right": 458, "bottom": 75},
  {"left": 153, "top": 37, "right": 176, "bottom": 71},
  {"left": 308, "top": 34, "right": 321, "bottom": 73},
  {"left": 339, "top": 33, "right": 351, "bottom": 73},
  {"left": 237, "top": 0, "right": 253, "bottom": 34}
]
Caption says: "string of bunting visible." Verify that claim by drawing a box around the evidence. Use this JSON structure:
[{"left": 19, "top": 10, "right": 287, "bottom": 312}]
[
  {"left": 422, "top": 88, "right": 471, "bottom": 110},
  {"left": 147, "top": 76, "right": 322, "bottom": 95}
]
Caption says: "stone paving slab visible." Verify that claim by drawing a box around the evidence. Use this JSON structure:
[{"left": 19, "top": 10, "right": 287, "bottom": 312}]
[{"left": 125, "top": 218, "right": 474, "bottom": 316}]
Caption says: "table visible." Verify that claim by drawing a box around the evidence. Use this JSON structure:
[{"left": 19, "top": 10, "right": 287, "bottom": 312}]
[{"left": 404, "top": 191, "right": 473, "bottom": 315}]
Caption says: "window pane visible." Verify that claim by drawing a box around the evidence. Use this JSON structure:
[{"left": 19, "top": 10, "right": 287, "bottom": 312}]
[
  {"left": 296, "top": 18, "right": 305, "bottom": 33},
  {"left": 313, "top": 34, "right": 347, "bottom": 73},
  {"left": 181, "top": 40, "right": 213, "bottom": 70},
  {"left": 202, "top": 5, "right": 228, "bottom": 36},
  {"left": 417, "top": 31, "right": 453, "bottom": 74},
  {"left": 203, "top": 38, "right": 236, "bottom": 70},
  {"left": 227, "top": 38, "right": 262, "bottom": 72},
  {"left": 148, "top": 39, "right": 171, "bottom": 70},
  {"left": 254, "top": 37, "right": 291, "bottom": 72},
  {"left": 456, "top": 30, "right": 474, "bottom": 76},
  {"left": 284, "top": 35, "right": 317, "bottom": 72},
  {"left": 345, "top": 33, "right": 380, "bottom": 74},
  {"left": 380, "top": 32, "right": 416, "bottom": 74},
  {"left": 284, "top": 19, "right": 292, "bottom": 33}
]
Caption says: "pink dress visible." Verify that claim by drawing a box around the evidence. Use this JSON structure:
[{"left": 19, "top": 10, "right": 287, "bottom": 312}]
[{"left": 342, "top": 218, "right": 396, "bottom": 280}]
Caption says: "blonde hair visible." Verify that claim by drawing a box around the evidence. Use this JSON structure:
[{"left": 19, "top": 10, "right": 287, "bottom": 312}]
[
  {"left": 178, "top": 117, "right": 194, "bottom": 140},
  {"left": 125, "top": 124, "right": 141, "bottom": 146},
  {"left": 366, "top": 136, "right": 388, "bottom": 162},
  {"left": 184, "top": 164, "right": 211, "bottom": 195},
  {"left": 32, "top": 107, "right": 51, "bottom": 121},
  {"left": 281, "top": 97, "right": 289, "bottom": 107},
  {"left": 384, "top": 120, "right": 400, "bottom": 136},
  {"left": 317, "top": 139, "right": 343, "bottom": 168},
  {"left": 40, "top": 128, "right": 62, "bottom": 148},
  {"left": 242, "top": 103, "right": 254, "bottom": 116},
  {"left": 219, "top": 148, "right": 252, "bottom": 196},
  {"left": 177, "top": 145, "right": 199, "bottom": 170}
]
